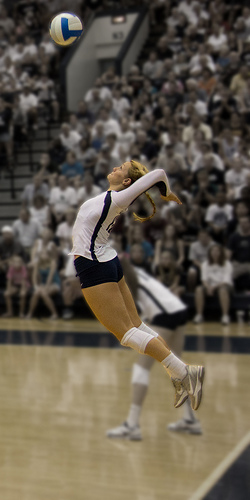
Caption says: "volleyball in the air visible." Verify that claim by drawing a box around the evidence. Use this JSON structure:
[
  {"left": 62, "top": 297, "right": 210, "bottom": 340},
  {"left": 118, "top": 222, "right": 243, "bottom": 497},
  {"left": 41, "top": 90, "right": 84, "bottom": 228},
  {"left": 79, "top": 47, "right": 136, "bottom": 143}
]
[{"left": 49, "top": 12, "right": 83, "bottom": 46}]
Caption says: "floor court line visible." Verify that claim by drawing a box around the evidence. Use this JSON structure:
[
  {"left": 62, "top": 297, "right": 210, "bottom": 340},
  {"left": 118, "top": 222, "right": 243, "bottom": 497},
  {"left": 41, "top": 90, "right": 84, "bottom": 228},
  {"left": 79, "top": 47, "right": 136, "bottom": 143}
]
[{"left": 189, "top": 431, "right": 250, "bottom": 500}]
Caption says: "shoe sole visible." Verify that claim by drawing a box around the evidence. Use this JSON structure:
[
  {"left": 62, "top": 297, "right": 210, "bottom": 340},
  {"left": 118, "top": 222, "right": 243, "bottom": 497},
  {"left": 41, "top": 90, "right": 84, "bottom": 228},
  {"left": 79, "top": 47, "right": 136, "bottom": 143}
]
[
  {"left": 106, "top": 434, "right": 142, "bottom": 441},
  {"left": 168, "top": 426, "right": 203, "bottom": 435},
  {"left": 174, "top": 391, "right": 189, "bottom": 409},
  {"left": 192, "top": 366, "right": 205, "bottom": 411}
]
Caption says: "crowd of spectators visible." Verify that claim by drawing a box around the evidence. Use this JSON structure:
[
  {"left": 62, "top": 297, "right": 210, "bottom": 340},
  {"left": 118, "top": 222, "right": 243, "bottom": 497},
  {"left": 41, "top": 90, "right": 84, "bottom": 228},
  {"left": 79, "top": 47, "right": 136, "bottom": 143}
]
[{"left": 1, "top": 0, "right": 250, "bottom": 325}]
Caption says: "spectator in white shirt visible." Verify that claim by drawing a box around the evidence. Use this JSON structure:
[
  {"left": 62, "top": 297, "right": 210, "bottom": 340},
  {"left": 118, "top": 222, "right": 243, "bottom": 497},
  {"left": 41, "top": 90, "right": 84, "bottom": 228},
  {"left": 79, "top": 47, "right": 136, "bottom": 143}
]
[
  {"left": 76, "top": 172, "right": 101, "bottom": 205},
  {"left": 111, "top": 86, "right": 130, "bottom": 118},
  {"left": 19, "top": 85, "right": 38, "bottom": 129},
  {"left": 205, "top": 190, "right": 234, "bottom": 244},
  {"left": 12, "top": 208, "right": 40, "bottom": 256},
  {"left": 187, "top": 229, "right": 214, "bottom": 291},
  {"left": 207, "top": 24, "right": 228, "bottom": 56},
  {"left": 191, "top": 141, "right": 224, "bottom": 173},
  {"left": 116, "top": 117, "right": 135, "bottom": 155},
  {"left": 194, "top": 244, "right": 233, "bottom": 325},
  {"left": 93, "top": 107, "right": 121, "bottom": 138},
  {"left": 49, "top": 175, "right": 77, "bottom": 223},
  {"left": 177, "top": 0, "right": 198, "bottom": 25},
  {"left": 29, "top": 195, "right": 50, "bottom": 228},
  {"left": 56, "top": 208, "right": 76, "bottom": 258},
  {"left": 142, "top": 51, "right": 163, "bottom": 81},
  {"left": 85, "top": 77, "right": 112, "bottom": 103},
  {"left": 59, "top": 123, "right": 82, "bottom": 157},
  {"left": 182, "top": 113, "right": 212, "bottom": 147},
  {"left": 225, "top": 154, "right": 249, "bottom": 200}
]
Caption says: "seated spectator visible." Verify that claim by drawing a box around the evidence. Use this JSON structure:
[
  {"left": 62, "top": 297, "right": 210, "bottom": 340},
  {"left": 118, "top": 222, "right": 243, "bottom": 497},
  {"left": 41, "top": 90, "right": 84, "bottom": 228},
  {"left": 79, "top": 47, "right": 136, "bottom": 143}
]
[
  {"left": 59, "top": 123, "right": 82, "bottom": 157},
  {"left": 26, "top": 249, "right": 60, "bottom": 320},
  {"left": 238, "top": 77, "right": 250, "bottom": 124},
  {"left": 135, "top": 129, "right": 158, "bottom": 164},
  {"left": 29, "top": 227, "right": 58, "bottom": 268},
  {"left": 116, "top": 117, "right": 135, "bottom": 155},
  {"left": 228, "top": 112, "right": 246, "bottom": 139},
  {"left": 19, "top": 85, "right": 38, "bottom": 130},
  {"left": 192, "top": 168, "right": 216, "bottom": 208},
  {"left": 0, "top": 225, "right": 25, "bottom": 286},
  {"left": 49, "top": 175, "right": 77, "bottom": 223},
  {"left": 207, "top": 24, "right": 228, "bottom": 56},
  {"left": 142, "top": 50, "right": 163, "bottom": 81},
  {"left": 12, "top": 208, "right": 40, "bottom": 257},
  {"left": 93, "top": 107, "right": 121, "bottom": 138},
  {"left": 29, "top": 195, "right": 50, "bottom": 228},
  {"left": 61, "top": 150, "right": 84, "bottom": 180},
  {"left": 218, "top": 128, "right": 240, "bottom": 167},
  {"left": 156, "top": 143, "right": 187, "bottom": 178},
  {"left": 198, "top": 67, "right": 217, "bottom": 97},
  {"left": 85, "top": 77, "right": 112, "bottom": 103},
  {"left": 20, "top": 174, "right": 50, "bottom": 207},
  {"left": 154, "top": 224, "right": 185, "bottom": 270},
  {"left": 111, "top": 86, "right": 130, "bottom": 118},
  {"left": 183, "top": 89, "right": 208, "bottom": 118},
  {"left": 101, "top": 66, "right": 120, "bottom": 89},
  {"left": 76, "top": 172, "right": 101, "bottom": 205},
  {"left": 77, "top": 137, "right": 97, "bottom": 170},
  {"left": 227, "top": 215, "right": 250, "bottom": 292},
  {"left": 85, "top": 87, "right": 103, "bottom": 122},
  {"left": 182, "top": 113, "right": 212, "bottom": 148},
  {"left": 194, "top": 244, "right": 233, "bottom": 325},
  {"left": 191, "top": 141, "right": 224, "bottom": 173},
  {"left": 230, "top": 64, "right": 249, "bottom": 97},
  {"left": 234, "top": 172, "right": 250, "bottom": 204},
  {"left": 209, "top": 86, "right": 238, "bottom": 124},
  {"left": 225, "top": 154, "right": 249, "bottom": 200},
  {"left": 155, "top": 249, "right": 184, "bottom": 297},
  {"left": 34, "top": 69, "right": 59, "bottom": 122},
  {"left": 196, "top": 154, "right": 225, "bottom": 191},
  {"left": 69, "top": 112, "right": 87, "bottom": 137},
  {"left": 3, "top": 255, "right": 30, "bottom": 318},
  {"left": 48, "top": 137, "right": 67, "bottom": 168},
  {"left": 205, "top": 190, "right": 234, "bottom": 243},
  {"left": 76, "top": 99, "right": 92, "bottom": 125},
  {"left": 91, "top": 120, "right": 105, "bottom": 152},
  {"left": 187, "top": 228, "right": 214, "bottom": 291}
]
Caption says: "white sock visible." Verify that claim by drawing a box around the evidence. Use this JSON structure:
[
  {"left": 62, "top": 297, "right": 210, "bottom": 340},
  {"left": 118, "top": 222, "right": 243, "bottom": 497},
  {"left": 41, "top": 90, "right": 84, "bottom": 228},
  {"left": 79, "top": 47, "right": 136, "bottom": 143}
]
[
  {"left": 127, "top": 404, "right": 141, "bottom": 428},
  {"left": 161, "top": 352, "right": 187, "bottom": 379}
]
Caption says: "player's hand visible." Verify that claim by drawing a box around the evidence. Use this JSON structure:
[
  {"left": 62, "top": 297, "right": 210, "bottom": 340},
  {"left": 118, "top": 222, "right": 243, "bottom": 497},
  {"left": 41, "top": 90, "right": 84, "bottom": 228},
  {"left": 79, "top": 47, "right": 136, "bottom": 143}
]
[{"left": 161, "top": 191, "right": 182, "bottom": 205}]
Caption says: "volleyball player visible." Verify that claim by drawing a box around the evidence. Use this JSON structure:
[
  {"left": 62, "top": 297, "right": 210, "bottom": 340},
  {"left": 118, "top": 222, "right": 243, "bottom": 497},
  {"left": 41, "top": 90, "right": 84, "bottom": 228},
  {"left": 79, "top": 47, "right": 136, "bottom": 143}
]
[
  {"left": 106, "top": 245, "right": 202, "bottom": 440},
  {"left": 69, "top": 161, "right": 205, "bottom": 412}
]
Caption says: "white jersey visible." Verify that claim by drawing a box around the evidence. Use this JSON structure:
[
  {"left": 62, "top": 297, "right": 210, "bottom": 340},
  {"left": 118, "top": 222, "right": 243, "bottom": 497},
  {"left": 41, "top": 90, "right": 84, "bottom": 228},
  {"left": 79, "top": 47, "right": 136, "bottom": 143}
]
[
  {"left": 69, "top": 169, "right": 171, "bottom": 262},
  {"left": 134, "top": 267, "right": 186, "bottom": 321}
]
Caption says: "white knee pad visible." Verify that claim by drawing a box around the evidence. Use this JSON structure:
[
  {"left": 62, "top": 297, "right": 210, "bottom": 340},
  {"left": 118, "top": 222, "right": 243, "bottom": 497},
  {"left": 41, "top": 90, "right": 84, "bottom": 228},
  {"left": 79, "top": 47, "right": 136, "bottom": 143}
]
[
  {"left": 138, "top": 322, "right": 159, "bottom": 338},
  {"left": 131, "top": 363, "right": 150, "bottom": 386},
  {"left": 120, "top": 327, "right": 156, "bottom": 354}
]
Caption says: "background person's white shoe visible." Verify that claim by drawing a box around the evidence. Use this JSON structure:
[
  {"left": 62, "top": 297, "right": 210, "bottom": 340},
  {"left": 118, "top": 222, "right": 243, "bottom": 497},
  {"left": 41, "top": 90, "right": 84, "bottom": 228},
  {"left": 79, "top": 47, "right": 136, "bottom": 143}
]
[
  {"left": 193, "top": 314, "right": 203, "bottom": 324},
  {"left": 221, "top": 314, "right": 230, "bottom": 325},
  {"left": 106, "top": 422, "right": 142, "bottom": 441},
  {"left": 167, "top": 418, "right": 202, "bottom": 435}
]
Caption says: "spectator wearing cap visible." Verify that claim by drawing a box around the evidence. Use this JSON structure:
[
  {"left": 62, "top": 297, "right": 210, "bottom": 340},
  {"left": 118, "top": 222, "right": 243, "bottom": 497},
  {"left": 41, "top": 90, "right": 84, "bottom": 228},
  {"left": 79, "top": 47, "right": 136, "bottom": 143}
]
[
  {"left": 61, "top": 151, "right": 84, "bottom": 180},
  {"left": 12, "top": 208, "right": 40, "bottom": 256},
  {"left": 20, "top": 174, "right": 50, "bottom": 207}
]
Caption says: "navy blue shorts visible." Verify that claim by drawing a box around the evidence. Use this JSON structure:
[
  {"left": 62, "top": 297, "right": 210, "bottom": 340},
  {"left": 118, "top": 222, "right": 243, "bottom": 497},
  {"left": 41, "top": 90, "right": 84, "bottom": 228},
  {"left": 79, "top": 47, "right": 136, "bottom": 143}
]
[
  {"left": 74, "top": 255, "right": 124, "bottom": 289},
  {"left": 151, "top": 309, "right": 187, "bottom": 330}
]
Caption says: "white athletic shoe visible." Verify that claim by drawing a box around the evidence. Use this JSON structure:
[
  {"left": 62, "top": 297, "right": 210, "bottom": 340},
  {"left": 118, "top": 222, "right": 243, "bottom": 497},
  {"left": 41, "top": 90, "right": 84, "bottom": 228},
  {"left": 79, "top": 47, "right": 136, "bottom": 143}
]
[
  {"left": 193, "top": 314, "right": 203, "bottom": 324},
  {"left": 171, "top": 379, "right": 189, "bottom": 408},
  {"left": 106, "top": 422, "right": 142, "bottom": 441},
  {"left": 221, "top": 314, "right": 230, "bottom": 326},
  {"left": 167, "top": 418, "right": 202, "bottom": 435}
]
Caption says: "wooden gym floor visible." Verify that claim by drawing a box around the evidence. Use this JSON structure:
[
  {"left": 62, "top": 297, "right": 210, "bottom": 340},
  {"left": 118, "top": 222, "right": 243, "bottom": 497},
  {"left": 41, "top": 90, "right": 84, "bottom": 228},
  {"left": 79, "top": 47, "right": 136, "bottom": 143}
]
[{"left": 0, "top": 318, "right": 249, "bottom": 500}]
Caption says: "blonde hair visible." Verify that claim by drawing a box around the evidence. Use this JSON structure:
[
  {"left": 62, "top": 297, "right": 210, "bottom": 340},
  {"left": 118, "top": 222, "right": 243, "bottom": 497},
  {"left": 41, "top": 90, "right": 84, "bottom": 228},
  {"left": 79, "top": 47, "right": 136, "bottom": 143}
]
[{"left": 128, "top": 160, "right": 156, "bottom": 223}]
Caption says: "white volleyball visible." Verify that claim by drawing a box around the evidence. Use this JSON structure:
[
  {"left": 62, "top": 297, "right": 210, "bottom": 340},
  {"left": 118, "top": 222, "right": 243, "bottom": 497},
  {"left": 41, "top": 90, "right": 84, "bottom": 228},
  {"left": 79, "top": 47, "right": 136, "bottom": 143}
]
[{"left": 49, "top": 12, "right": 83, "bottom": 46}]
